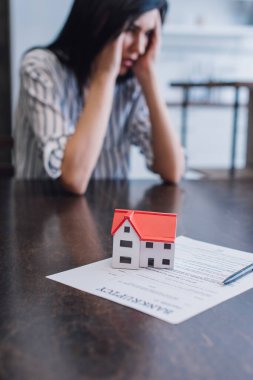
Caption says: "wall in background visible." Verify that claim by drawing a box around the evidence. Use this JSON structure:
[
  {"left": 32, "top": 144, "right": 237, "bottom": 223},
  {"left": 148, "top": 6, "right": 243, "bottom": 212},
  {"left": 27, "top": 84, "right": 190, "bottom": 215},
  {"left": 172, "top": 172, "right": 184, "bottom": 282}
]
[
  {"left": 10, "top": 0, "right": 253, "bottom": 178},
  {"left": 10, "top": 0, "right": 73, "bottom": 110},
  {"left": 168, "top": 0, "right": 250, "bottom": 26},
  {"left": 156, "top": 0, "right": 253, "bottom": 175}
]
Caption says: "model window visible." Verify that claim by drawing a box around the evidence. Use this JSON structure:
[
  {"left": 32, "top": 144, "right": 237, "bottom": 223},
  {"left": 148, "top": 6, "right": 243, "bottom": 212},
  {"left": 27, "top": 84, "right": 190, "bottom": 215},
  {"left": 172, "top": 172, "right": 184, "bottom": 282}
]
[
  {"left": 162, "top": 259, "right": 170, "bottom": 266},
  {"left": 164, "top": 243, "right": 171, "bottom": 250},
  {"left": 148, "top": 258, "right": 154, "bottom": 267},
  {"left": 120, "top": 240, "right": 133, "bottom": 248},
  {"left": 146, "top": 242, "right": 153, "bottom": 248},
  {"left": 120, "top": 256, "right": 132, "bottom": 264},
  {"left": 124, "top": 226, "right": 130, "bottom": 233}
]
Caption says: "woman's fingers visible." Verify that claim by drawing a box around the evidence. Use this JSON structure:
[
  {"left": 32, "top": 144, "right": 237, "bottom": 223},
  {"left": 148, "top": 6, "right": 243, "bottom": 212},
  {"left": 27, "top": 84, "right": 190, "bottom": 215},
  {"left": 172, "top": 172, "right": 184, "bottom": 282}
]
[{"left": 92, "top": 32, "right": 125, "bottom": 79}]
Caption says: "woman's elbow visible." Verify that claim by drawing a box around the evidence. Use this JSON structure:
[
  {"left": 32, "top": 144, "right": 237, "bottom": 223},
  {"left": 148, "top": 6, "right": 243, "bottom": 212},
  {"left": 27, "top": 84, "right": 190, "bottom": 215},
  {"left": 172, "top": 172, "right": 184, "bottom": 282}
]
[
  {"left": 170, "top": 151, "right": 186, "bottom": 184},
  {"left": 161, "top": 169, "right": 183, "bottom": 185},
  {"left": 172, "top": 160, "right": 185, "bottom": 184},
  {"left": 60, "top": 172, "right": 89, "bottom": 195},
  {"left": 156, "top": 155, "right": 185, "bottom": 185}
]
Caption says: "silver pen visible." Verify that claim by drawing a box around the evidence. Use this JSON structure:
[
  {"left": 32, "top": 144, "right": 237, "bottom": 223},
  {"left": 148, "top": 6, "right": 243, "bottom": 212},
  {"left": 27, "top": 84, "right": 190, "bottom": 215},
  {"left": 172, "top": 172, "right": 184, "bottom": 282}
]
[{"left": 223, "top": 263, "right": 253, "bottom": 285}]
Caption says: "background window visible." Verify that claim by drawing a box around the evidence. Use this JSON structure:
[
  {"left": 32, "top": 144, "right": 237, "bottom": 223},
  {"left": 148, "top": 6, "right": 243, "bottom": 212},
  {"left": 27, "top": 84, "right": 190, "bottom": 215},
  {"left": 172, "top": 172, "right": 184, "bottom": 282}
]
[
  {"left": 146, "top": 242, "right": 153, "bottom": 248},
  {"left": 162, "top": 259, "right": 170, "bottom": 265},
  {"left": 164, "top": 243, "right": 171, "bottom": 250},
  {"left": 120, "top": 240, "right": 133, "bottom": 248},
  {"left": 124, "top": 226, "right": 130, "bottom": 233}
]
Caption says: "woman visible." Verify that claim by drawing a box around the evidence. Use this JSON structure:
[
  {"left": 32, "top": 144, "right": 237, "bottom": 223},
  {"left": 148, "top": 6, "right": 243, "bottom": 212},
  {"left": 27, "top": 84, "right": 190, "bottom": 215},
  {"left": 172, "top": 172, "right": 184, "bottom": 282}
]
[{"left": 14, "top": 0, "right": 184, "bottom": 194}]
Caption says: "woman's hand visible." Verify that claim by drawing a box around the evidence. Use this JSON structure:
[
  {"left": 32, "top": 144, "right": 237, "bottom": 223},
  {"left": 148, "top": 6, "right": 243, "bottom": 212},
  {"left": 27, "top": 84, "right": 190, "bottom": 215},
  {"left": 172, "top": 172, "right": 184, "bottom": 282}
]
[
  {"left": 133, "top": 13, "right": 161, "bottom": 84},
  {"left": 91, "top": 33, "right": 125, "bottom": 82}
]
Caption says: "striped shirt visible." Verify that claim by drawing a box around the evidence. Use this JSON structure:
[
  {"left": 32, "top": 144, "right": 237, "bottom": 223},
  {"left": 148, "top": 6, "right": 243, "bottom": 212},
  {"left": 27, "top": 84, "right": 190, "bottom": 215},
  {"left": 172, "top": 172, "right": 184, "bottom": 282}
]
[{"left": 14, "top": 49, "right": 154, "bottom": 180}]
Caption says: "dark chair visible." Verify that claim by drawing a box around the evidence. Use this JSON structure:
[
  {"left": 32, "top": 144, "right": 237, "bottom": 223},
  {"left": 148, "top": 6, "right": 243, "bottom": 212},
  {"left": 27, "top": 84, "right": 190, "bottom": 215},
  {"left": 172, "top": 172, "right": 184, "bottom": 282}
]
[
  {"left": 169, "top": 80, "right": 253, "bottom": 177},
  {"left": 0, "top": 135, "right": 14, "bottom": 177}
]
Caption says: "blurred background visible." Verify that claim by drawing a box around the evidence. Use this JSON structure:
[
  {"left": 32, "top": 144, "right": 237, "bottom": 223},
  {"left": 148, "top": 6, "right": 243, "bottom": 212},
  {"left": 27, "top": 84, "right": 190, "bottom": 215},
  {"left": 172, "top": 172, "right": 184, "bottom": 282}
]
[{"left": 2, "top": 0, "right": 253, "bottom": 178}]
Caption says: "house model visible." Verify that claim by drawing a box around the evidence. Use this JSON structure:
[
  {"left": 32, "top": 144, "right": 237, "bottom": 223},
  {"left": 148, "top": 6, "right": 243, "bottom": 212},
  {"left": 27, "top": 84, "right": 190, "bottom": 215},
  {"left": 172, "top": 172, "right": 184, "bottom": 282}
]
[{"left": 111, "top": 209, "right": 177, "bottom": 269}]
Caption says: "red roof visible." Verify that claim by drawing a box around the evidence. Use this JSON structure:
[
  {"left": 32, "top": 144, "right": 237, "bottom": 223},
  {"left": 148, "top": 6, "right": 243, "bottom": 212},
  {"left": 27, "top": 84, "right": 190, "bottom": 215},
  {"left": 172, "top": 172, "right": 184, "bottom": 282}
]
[{"left": 111, "top": 209, "right": 177, "bottom": 243}]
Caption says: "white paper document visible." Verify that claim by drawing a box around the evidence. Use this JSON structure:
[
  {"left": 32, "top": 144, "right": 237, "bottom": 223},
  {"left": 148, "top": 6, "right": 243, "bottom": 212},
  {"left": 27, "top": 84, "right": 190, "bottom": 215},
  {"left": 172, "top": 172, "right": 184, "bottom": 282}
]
[{"left": 47, "top": 236, "right": 253, "bottom": 324}]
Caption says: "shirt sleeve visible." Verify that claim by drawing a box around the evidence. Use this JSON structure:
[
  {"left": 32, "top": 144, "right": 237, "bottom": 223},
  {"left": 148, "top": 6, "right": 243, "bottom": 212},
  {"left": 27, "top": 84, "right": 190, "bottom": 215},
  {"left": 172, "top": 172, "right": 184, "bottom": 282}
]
[
  {"left": 128, "top": 92, "right": 154, "bottom": 170},
  {"left": 20, "top": 55, "right": 75, "bottom": 179}
]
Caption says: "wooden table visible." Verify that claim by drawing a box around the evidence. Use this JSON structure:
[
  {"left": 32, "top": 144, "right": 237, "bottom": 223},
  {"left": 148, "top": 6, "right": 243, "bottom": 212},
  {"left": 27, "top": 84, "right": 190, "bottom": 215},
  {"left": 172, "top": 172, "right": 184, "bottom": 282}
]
[{"left": 1, "top": 179, "right": 253, "bottom": 380}]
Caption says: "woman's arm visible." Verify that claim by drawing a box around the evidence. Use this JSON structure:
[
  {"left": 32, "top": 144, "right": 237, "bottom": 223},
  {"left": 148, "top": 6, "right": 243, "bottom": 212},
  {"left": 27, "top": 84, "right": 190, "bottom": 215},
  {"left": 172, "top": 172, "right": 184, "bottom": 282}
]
[
  {"left": 137, "top": 70, "right": 185, "bottom": 183},
  {"left": 61, "top": 34, "right": 125, "bottom": 195},
  {"left": 61, "top": 73, "right": 115, "bottom": 194},
  {"left": 133, "top": 14, "right": 185, "bottom": 184}
]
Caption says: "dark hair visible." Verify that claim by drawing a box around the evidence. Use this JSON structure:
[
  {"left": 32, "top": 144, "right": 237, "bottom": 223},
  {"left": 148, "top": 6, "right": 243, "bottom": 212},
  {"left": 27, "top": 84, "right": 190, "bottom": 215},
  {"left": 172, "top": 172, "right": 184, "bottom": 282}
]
[{"left": 47, "top": 0, "right": 168, "bottom": 91}]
